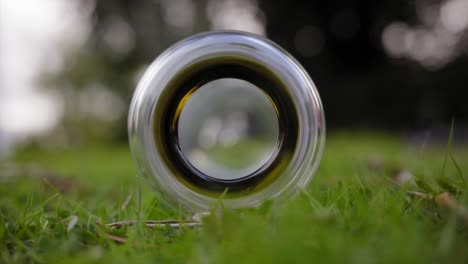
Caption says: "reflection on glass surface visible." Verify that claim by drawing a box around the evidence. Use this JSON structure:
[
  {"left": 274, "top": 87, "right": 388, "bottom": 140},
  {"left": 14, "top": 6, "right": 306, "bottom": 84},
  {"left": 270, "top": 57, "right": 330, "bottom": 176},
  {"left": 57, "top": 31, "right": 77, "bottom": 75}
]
[{"left": 178, "top": 78, "right": 279, "bottom": 180}]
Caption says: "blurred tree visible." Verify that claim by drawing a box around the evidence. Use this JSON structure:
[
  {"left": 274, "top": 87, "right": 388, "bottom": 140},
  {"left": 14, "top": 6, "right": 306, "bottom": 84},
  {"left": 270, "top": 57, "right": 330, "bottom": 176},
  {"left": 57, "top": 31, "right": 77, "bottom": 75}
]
[
  {"left": 46, "top": 0, "right": 210, "bottom": 143},
  {"left": 46, "top": 0, "right": 468, "bottom": 144},
  {"left": 260, "top": 0, "right": 468, "bottom": 129}
]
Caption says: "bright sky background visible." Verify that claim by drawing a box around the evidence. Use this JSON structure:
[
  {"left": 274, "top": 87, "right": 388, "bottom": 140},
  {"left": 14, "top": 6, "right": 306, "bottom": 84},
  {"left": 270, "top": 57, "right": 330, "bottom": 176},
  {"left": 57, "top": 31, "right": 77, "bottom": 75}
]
[
  {"left": 0, "top": 0, "right": 91, "bottom": 152},
  {"left": 0, "top": 0, "right": 265, "bottom": 152}
]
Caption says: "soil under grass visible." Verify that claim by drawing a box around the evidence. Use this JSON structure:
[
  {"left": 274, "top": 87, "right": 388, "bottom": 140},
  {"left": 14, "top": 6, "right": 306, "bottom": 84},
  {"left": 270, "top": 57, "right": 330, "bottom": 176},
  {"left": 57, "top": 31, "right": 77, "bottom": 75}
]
[{"left": 1, "top": 132, "right": 467, "bottom": 263}]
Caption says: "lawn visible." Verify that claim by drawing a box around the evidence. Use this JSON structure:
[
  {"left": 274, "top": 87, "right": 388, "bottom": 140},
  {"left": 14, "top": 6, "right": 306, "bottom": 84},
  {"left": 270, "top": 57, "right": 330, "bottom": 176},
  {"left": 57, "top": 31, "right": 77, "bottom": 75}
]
[{"left": 1, "top": 132, "right": 467, "bottom": 263}]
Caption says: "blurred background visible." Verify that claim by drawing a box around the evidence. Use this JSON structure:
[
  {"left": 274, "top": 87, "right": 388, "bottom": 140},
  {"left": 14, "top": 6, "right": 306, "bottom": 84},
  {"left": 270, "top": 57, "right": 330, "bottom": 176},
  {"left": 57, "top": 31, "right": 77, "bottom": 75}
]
[{"left": 1, "top": 0, "right": 468, "bottom": 157}]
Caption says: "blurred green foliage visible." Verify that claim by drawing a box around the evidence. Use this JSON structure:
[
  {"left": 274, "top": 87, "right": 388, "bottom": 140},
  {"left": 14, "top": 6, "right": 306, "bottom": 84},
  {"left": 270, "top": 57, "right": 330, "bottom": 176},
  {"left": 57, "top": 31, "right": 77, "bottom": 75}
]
[{"left": 45, "top": 0, "right": 468, "bottom": 145}]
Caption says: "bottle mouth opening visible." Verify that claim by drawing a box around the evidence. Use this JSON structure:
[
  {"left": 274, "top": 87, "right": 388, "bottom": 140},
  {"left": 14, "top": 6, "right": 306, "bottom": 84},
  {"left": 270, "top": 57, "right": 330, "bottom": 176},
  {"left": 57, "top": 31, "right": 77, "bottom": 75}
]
[
  {"left": 128, "top": 31, "right": 325, "bottom": 211},
  {"left": 152, "top": 57, "right": 299, "bottom": 195},
  {"left": 176, "top": 77, "right": 280, "bottom": 180}
]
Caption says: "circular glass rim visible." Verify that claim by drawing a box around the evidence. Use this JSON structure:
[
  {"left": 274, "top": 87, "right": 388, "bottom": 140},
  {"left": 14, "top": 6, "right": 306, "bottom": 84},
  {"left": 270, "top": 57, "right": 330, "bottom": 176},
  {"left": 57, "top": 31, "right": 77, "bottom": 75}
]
[{"left": 128, "top": 31, "right": 325, "bottom": 212}]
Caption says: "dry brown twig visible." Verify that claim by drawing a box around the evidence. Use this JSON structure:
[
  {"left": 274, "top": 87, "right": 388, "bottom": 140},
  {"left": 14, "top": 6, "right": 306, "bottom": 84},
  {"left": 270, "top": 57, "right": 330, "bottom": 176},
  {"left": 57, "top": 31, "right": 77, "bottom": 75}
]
[
  {"left": 95, "top": 219, "right": 202, "bottom": 244},
  {"left": 104, "top": 219, "right": 202, "bottom": 229},
  {"left": 102, "top": 233, "right": 128, "bottom": 244},
  {"left": 408, "top": 191, "right": 468, "bottom": 225}
]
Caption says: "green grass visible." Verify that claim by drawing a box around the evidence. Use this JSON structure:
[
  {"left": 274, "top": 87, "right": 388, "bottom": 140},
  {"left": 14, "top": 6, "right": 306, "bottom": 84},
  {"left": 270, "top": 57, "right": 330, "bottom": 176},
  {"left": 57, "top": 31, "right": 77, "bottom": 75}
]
[
  {"left": 209, "top": 139, "right": 274, "bottom": 169},
  {"left": 1, "top": 132, "right": 468, "bottom": 263}
]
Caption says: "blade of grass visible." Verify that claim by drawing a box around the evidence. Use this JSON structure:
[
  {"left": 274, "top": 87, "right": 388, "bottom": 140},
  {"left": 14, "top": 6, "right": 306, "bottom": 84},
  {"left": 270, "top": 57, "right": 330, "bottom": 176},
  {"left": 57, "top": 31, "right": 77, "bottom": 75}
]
[
  {"left": 137, "top": 174, "right": 142, "bottom": 221},
  {"left": 449, "top": 151, "right": 465, "bottom": 187},
  {"left": 442, "top": 119, "right": 466, "bottom": 186}
]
